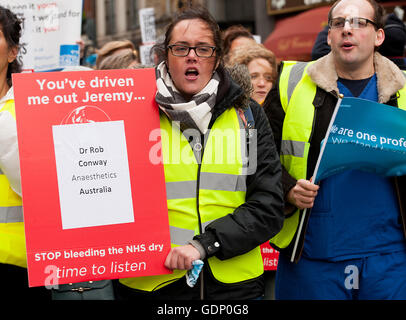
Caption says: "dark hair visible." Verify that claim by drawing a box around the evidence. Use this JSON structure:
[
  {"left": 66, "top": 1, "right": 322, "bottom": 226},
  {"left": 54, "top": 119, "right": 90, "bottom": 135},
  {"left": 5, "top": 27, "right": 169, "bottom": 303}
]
[
  {"left": 379, "top": 13, "right": 406, "bottom": 57},
  {"left": 0, "top": 6, "right": 22, "bottom": 86},
  {"left": 328, "top": 0, "right": 385, "bottom": 30},
  {"left": 222, "top": 25, "right": 255, "bottom": 57},
  {"left": 149, "top": 43, "right": 165, "bottom": 65},
  {"left": 163, "top": 5, "right": 223, "bottom": 67}
]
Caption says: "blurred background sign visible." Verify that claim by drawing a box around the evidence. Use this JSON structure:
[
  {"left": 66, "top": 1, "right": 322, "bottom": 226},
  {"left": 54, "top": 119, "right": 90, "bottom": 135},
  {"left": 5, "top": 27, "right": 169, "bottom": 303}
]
[
  {"left": 264, "top": 5, "right": 330, "bottom": 61},
  {"left": 267, "top": 0, "right": 334, "bottom": 15},
  {"left": 139, "top": 7, "right": 157, "bottom": 44}
]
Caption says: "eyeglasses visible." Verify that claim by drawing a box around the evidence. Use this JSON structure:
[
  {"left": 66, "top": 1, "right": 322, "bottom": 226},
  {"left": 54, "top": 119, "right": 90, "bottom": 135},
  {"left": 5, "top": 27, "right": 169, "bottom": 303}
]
[
  {"left": 168, "top": 44, "right": 216, "bottom": 58},
  {"left": 329, "top": 17, "right": 377, "bottom": 29}
]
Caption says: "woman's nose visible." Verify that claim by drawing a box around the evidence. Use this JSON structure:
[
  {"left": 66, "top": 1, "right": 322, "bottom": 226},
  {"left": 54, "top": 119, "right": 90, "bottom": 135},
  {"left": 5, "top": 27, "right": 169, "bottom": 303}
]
[
  {"left": 187, "top": 48, "right": 198, "bottom": 58},
  {"left": 257, "top": 78, "right": 266, "bottom": 86}
]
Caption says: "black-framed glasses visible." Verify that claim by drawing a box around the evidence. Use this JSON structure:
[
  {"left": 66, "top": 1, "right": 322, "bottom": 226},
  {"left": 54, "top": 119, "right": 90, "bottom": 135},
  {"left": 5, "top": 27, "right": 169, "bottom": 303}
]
[
  {"left": 329, "top": 17, "right": 377, "bottom": 29},
  {"left": 167, "top": 44, "right": 216, "bottom": 58}
]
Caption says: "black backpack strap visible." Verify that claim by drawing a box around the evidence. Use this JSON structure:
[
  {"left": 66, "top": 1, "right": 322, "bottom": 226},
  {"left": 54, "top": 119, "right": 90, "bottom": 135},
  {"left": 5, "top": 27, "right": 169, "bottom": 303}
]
[{"left": 243, "top": 106, "right": 255, "bottom": 129}]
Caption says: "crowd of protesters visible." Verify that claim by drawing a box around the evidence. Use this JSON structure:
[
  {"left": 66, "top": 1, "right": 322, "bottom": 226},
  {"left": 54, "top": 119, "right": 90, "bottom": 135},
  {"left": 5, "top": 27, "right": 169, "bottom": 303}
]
[{"left": 1, "top": 0, "right": 406, "bottom": 301}]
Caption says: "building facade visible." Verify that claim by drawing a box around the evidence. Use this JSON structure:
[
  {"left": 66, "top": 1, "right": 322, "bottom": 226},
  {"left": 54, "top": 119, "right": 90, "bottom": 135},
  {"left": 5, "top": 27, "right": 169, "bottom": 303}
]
[
  {"left": 81, "top": 0, "right": 267, "bottom": 48},
  {"left": 82, "top": 0, "right": 406, "bottom": 63}
]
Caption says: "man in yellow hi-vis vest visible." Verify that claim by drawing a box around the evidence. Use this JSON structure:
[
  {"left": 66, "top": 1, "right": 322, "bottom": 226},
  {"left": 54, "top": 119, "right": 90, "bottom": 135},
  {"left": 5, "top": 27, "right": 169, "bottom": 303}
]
[
  {"left": 264, "top": 0, "right": 406, "bottom": 299},
  {"left": 0, "top": 6, "right": 51, "bottom": 301}
]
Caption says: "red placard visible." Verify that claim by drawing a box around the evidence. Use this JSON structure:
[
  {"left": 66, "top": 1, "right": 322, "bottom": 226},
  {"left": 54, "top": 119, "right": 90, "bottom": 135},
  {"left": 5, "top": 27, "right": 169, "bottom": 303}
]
[
  {"left": 260, "top": 242, "right": 279, "bottom": 271},
  {"left": 13, "top": 69, "right": 171, "bottom": 287}
]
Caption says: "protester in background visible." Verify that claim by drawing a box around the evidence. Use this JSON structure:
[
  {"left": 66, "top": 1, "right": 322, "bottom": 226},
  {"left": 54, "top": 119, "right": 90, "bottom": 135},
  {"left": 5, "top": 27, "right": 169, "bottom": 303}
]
[
  {"left": 264, "top": 0, "right": 406, "bottom": 299},
  {"left": 115, "top": 5, "right": 284, "bottom": 300},
  {"left": 378, "top": 12, "right": 406, "bottom": 70},
  {"left": 98, "top": 47, "right": 139, "bottom": 70},
  {"left": 150, "top": 43, "right": 166, "bottom": 66},
  {"left": 311, "top": 25, "right": 330, "bottom": 60},
  {"left": 222, "top": 24, "right": 257, "bottom": 64},
  {"left": 227, "top": 44, "right": 277, "bottom": 105},
  {"left": 0, "top": 5, "right": 50, "bottom": 301},
  {"left": 95, "top": 40, "right": 139, "bottom": 69}
]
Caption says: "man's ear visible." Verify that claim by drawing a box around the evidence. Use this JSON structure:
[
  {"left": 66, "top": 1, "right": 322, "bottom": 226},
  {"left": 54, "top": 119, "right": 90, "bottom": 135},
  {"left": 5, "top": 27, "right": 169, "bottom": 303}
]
[
  {"left": 375, "top": 28, "right": 385, "bottom": 47},
  {"left": 327, "top": 29, "right": 332, "bottom": 46}
]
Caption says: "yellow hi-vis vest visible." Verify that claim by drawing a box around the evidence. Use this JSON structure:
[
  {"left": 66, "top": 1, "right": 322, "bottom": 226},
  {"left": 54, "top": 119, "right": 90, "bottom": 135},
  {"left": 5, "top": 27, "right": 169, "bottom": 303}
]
[
  {"left": 270, "top": 61, "right": 406, "bottom": 251},
  {"left": 0, "top": 100, "right": 26, "bottom": 268},
  {"left": 120, "top": 107, "right": 263, "bottom": 291}
]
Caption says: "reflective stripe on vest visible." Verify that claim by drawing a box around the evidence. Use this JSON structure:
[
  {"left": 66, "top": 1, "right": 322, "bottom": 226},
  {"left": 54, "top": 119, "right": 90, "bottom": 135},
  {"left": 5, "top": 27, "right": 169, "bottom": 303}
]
[
  {"left": 0, "top": 206, "right": 23, "bottom": 223},
  {"left": 280, "top": 140, "right": 306, "bottom": 157},
  {"left": 165, "top": 173, "right": 247, "bottom": 200},
  {"left": 0, "top": 100, "right": 26, "bottom": 268},
  {"left": 271, "top": 63, "right": 406, "bottom": 251},
  {"left": 120, "top": 108, "right": 263, "bottom": 291}
]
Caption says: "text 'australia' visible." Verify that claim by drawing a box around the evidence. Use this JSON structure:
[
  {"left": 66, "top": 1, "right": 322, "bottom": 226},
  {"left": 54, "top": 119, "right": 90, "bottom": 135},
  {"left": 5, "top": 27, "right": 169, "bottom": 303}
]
[{"left": 80, "top": 186, "right": 112, "bottom": 195}]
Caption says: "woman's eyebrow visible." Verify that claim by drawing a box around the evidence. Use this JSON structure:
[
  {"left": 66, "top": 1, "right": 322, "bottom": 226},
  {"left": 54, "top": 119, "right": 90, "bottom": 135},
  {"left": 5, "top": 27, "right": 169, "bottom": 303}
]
[{"left": 173, "top": 40, "right": 213, "bottom": 46}]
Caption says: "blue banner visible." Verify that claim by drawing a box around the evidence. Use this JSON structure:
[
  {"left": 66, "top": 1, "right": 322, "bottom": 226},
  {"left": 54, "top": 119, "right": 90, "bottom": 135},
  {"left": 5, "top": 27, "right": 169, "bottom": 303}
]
[{"left": 315, "top": 97, "right": 406, "bottom": 182}]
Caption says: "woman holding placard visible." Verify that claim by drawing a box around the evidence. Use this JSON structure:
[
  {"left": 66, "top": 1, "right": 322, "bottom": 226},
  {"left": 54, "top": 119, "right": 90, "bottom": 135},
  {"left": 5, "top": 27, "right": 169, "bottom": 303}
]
[{"left": 115, "top": 5, "right": 284, "bottom": 300}]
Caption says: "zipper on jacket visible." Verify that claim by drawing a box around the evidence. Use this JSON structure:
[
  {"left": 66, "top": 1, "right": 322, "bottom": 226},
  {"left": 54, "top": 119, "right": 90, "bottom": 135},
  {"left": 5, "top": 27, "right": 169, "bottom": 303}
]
[
  {"left": 195, "top": 132, "right": 205, "bottom": 300},
  {"left": 195, "top": 133, "right": 204, "bottom": 236}
]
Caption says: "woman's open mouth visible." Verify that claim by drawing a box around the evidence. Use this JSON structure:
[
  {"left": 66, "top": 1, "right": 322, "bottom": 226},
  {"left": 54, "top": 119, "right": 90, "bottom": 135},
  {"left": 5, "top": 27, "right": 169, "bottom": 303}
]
[{"left": 185, "top": 68, "right": 199, "bottom": 80}]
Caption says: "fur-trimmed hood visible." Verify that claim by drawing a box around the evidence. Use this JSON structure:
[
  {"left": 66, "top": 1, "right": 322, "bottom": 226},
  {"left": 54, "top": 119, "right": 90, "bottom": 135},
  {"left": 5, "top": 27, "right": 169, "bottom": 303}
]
[{"left": 307, "top": 51, "right": 405, "bottom": 103}]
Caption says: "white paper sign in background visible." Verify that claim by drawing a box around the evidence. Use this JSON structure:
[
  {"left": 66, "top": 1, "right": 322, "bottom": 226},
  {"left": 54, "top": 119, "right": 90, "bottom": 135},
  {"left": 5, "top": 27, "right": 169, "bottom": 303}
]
[
  {"left": 139, "top": 7, "right": 156, "bottom": 44},
  {"left": 52, "top": 120, "right": 134, "bottom": 229},
  {"left": 0, "top": 0, "right": 82, "bottom": 71}
]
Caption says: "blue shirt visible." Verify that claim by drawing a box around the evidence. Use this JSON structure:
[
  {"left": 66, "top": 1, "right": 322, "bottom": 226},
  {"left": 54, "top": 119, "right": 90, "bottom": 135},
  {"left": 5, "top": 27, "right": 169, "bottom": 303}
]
[{"left": 303, "top": 75, "right": 405, "bottom": 261}]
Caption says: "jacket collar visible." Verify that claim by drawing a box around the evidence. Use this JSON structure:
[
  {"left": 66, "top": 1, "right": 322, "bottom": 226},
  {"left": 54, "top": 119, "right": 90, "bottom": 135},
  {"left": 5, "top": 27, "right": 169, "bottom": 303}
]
[{"left": 307, "top": 52, "right": 405, "bottom": 103}]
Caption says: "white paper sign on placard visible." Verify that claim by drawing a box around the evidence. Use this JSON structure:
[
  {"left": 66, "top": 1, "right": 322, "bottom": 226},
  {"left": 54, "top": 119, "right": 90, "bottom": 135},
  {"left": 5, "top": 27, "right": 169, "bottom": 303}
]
[{"left": 52, "top": 120, "right": 134, "bottom": 229}]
